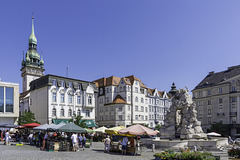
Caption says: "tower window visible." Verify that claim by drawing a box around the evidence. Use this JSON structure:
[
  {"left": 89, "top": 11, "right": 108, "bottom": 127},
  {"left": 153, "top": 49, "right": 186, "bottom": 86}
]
[{"left": 52, "top": 79, "right": 57, "bottom": 86}]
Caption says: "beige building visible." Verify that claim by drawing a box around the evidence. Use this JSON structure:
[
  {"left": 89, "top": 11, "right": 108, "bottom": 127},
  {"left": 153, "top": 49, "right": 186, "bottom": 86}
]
[
  {"left": 93, "top": 75, "right": 171, "bottom": 128},
  {"left": 192, "top": 65, "right": 240, "bottom": 136},
  {"left": 0, "top": 81, "right": 19, "bottom": 124}
]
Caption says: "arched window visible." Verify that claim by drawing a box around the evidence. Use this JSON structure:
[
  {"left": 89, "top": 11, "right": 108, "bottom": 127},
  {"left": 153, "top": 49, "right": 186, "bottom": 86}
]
[
  {"left": 135, "top": 97, "right": 138, "bottom": 102},
  {"left": 77, "top": 109, "right": 81, "bottom": 116},
  {"left": 88, "top": 96, "right": 92, "bottom": 105},
  {"left": 68, "top": 109, "right": 72, "bottom": 117},
  {"left": 60, "top": 108, "right": 64, "bottom": 117},
  {"left": 52, "top": 108, "right": 56, "bottom": 116}
]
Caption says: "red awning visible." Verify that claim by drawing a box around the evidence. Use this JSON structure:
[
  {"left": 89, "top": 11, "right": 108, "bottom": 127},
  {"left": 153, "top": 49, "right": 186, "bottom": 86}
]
[{"left": 21, "top": 123, "right": 41, "bottom": 128}]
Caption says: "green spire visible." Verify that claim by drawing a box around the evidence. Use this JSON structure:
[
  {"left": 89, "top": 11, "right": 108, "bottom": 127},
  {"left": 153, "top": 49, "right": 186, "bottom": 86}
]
[
  {"left": 21, "top": 51, "right": 25, "bottom": 67},
  {"left": 26, "top": 51, "right": 30, "bottom": 63},
  {"left": 29, "top": 17, "right": 37, "bottom": 45},
  {"left": 40, "top": 52, "right": 44, "bottom": 66}
]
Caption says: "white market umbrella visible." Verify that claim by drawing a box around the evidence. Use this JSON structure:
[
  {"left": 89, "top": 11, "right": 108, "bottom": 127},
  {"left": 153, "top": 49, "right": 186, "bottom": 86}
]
[
  {"left": 94, "top": 126, "right": 108, "bottom": 133},
  {"left": 207, "top": 132, "right": 221, "bottom": 136}
]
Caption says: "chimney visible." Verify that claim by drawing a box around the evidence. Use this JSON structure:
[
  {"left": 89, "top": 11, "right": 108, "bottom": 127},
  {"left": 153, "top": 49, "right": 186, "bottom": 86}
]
[{"left": 208, "top": 71, "right": 214, "bottom": 75}]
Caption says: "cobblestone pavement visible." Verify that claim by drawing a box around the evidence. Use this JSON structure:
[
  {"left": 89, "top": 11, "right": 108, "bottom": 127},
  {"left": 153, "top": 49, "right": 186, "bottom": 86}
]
[
  {"left": 0, "top": 142, "right": 155, "bottom": 160},
  {"left": 0, "top": 142, "right": 229, "bottom": 160}
]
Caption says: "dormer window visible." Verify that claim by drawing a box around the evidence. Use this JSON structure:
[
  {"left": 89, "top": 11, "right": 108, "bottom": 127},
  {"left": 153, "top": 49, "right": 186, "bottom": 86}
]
[{"left": 135, "top": 81, "right": 138, "bottom": 85}]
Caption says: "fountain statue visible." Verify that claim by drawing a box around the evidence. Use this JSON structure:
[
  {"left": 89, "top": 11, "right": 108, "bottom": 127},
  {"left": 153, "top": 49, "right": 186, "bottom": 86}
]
[{"left": 161, "top": 88, "right": 206, "bottom": 139}]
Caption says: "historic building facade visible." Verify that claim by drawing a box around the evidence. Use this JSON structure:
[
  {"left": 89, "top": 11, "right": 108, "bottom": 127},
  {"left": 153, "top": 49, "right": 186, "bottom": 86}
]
[
  {"left": 93, "top": 75, "right": 171, "bottom": 128},
  {"left": 29, "top": 75, "right": 98, "bottom": 125},
  {"left": 0, "top": 81, "right": 19, "bottom": 124},
  {"left": 192, "top": 65, "right": 240, "bottom": 137}
]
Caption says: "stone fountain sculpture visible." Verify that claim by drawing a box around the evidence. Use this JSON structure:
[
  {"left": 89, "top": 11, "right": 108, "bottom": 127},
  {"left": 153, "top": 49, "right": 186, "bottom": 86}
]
[{"left": 161, "top": 87, "right": 206, "bottom": 140}]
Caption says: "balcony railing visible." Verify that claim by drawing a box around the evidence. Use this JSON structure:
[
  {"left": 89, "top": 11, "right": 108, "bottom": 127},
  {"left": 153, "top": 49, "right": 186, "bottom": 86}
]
[
  {"left": 217, "top": 113, "right": 225, "bottom": 116},
  {"left": 230, "top": 112, "right": 237, "bottom": 116}
]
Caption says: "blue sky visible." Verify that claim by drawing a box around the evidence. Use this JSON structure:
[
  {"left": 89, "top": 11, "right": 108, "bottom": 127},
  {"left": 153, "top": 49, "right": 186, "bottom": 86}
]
[{"left": 1, "top": 0, "right": 240, "bottom": 93}]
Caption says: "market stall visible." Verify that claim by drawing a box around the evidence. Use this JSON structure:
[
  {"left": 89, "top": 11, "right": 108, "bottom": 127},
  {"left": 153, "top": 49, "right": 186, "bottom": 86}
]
[{"left": 118, "top": 124, "right": 158, "bottom": 155}]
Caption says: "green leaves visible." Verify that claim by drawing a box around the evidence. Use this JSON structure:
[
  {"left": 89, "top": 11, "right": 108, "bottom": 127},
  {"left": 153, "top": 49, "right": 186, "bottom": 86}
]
[
  {"left": 18, "top": 111, "right": 40, "bottom": 125},
  {"left": 69, "top": 114, "right": 87, "bottom": 128}
]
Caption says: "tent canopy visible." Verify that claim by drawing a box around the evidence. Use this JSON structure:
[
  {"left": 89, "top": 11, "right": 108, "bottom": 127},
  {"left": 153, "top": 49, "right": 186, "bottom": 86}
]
[
  {"left": 94, "top": 126, "right": 108, "bottom": 133},
  {"left": 118, "top": 124, "right": 158, "bottom": 136},
  {"left": 0, "top": 124, "right": 19, "bottom": 128},
  {"left": 105, "top": 126, "right": 125, "bottom": 135},
  {"left": 58, "top": 123, "right": 87, "bottom": 133}
]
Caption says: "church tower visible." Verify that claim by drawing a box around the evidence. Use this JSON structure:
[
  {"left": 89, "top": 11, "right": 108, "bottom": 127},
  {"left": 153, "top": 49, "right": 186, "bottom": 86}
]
[{"left": 21, "top": 17, "right": 45, "bottom": 92}]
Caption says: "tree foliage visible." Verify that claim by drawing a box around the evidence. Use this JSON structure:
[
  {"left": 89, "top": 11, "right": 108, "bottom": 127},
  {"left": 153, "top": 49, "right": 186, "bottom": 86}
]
[
  {"left": 209, "top": 122, "right": 230, "bottom": 136},
  {"left": 155, "top": 124, "right": 161, "bottom": 131},
  {"left": 18, "top": 111, "right": 40, "bottom": 125},
  {"left": 69, "top": 114, "right": 87, "bottom": 128}
]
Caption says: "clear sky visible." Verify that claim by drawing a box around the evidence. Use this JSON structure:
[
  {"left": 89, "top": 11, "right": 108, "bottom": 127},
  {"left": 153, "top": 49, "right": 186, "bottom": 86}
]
[{"left": 1, "top": 0, "right": 240, "bottom": 93}]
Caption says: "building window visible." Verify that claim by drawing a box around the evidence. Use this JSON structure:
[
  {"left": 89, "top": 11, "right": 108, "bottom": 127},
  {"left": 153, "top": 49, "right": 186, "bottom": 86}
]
[
  {"left": 208, "top": 108, "right": 211, "bottom": 115},
  {"left": 60, "top": 109, "right": 64, "bottom": 117},
  {"left": 61, "top": 81, "right": 65, "bottom": 87},
  {"left": 88, "top": 96, "right": 92, "bottom": 105},
  {"left": 135, "top": 106, "right": 138, "bottom": 111},
  {"left": 145, "top": 99, "right": 148, "bottom": 104},
  {"left": 61, "top": 94, "right": 65, "bottom": 103},
  {"left": 52, "top": 79, "right": 57, "bottom": 86},
  {"left": 135, "top": 115, "right": 138, "bottom": 120},
  {"left": 219, "top": 98, "right": 223, "bottom": 104},
  {"left": 232, "top": 86, "right": 236, "bottom": 92},
  {"left": 77, "top": 109, "right": 81, "bottom": 116},
  {"left": 145, "top": 116, "right": 148, "bottom": 120},
  {"left": 99, "top": 88, "right": 103, "bottom": 95},
  {"left": 5, "top": 87, "right": 13, "bottom": 112},
  {"left": 207, "top": 90, "right": 211, "bottom": 95},
  {"left": 52, "top": 108, "right": 56, "bottom": 116},
  {"left": 128, "top": 96, "right": 131, "bottom": 102},
  {"left": 219, "top": 88, "right": 222, "bottom": 93},
  {"left": 128, "top": 115, "right": 131, "bottom": 120},
  {"left": 141, "top": 106, "right": 144, "bottom": 112},
  {"left": 86, "top": 110, "right": 90, "bottom": 117},
  {"left": 141, "top": 115, "right": 144, "bottom": 120},
  {"left": 52, "top": 92, "right": 57, "bottom": 102},
  {"left": 149, "top": 99, "right": 151, "bottom": 104},
  {"left": 77, "top": 96, "right": 81, "bottom": 104},
  {"left": 149, "top": 107, "right": 151, "bottom": 112},
  {"left": 119, "top": 115, "right": 123, "bottom": 120},
  {"left": 135, "top": 87, "right": 138, "bottom": 93},
  {"left": 105, "top": 107, "right": 108, "bottom": 112},
  {"left": 145, "top": 107, "right": 148, "bottom": 112},
  {"left": 68, "top": 95, "right": 73, "bottom": 103},
  {"left": 69, "top": 82, "right": 72, "bottom": 88},
  {"left": 231, "top": 97, "right": 236, "bottom": 102},
  {"left": 0, "top": 87, "right": 3, "bottom": 112},
  {"left": 118, "top": 107, "right": 122, "bottom": 111},
  {"left": 135, "top": 97, "right": 138, "bottom": 102},
  {"left": 208, "top": 100, "right": 211, "bottom": 105},
  {"left": 68, "top": 109, "right": 72, "bottom": 117},
  {"left": 207, "top": 117, "right": 211, "bottom": 124},
  {"left": 141, "top": 98, "right": 144, "bottom": 103}
]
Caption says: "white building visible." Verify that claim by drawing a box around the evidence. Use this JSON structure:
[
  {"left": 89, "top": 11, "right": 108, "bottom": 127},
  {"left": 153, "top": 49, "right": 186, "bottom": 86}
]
[
  {"left": 93, "top": 75, "right": 171, "bottom": 128},
  {"left": 0, "top": 81, "right": 19, "bottom": 124},
  {"left": 29, "top": 75, "right": 98, "bottom": 126}
]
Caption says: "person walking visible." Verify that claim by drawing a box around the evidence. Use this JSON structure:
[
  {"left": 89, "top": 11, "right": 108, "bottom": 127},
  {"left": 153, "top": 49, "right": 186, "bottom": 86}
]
[
  {"left": 104, "top": 135, "right": 111, "bottom": 153},
  {"left": 82, "top": 134, "right": 86, "bottom": 151},
  {"left": 5, "top": 130, "right": 10, "bottom": 145},
  {"left": 130, "top": 137, "right": 136, "bottom": 155},
  {"left": 122, "top": 136, "right": 128, "bottom": 155},
  {"left": 71, "top": 132, "right": 78, "bottom": 152},
  {"left": 78, "top": 134, "right": 83, "bottom": 148}
]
